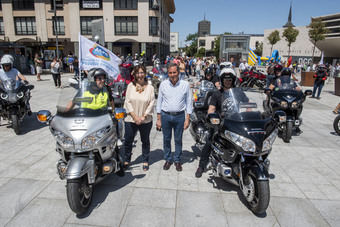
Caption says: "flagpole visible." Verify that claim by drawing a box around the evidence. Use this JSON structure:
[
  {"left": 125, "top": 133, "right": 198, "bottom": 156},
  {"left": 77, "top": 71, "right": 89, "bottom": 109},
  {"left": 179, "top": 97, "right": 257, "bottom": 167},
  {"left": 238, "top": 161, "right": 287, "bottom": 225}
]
[{"left": 78, "top": 33, "right": 82, "bottom": 88}]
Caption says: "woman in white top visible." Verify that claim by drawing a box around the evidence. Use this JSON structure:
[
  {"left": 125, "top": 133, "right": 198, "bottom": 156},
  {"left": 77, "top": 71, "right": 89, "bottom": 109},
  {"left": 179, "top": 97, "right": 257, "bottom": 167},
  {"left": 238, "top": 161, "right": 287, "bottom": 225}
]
[
  {"left": 123, "top": 65, "right": 155, "bottom": 171},
  {"left": 50, "top": 57, "right": 62, "bottom": 88}
]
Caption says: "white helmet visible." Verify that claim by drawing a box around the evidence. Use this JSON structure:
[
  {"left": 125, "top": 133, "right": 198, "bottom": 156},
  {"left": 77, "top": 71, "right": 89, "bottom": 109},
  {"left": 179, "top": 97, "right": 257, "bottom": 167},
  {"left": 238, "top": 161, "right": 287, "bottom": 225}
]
[
  {"left": 220, "top": 61, "right": 233, "bottom": 70},
  {"left": 1, "top": 54, "right": 14, "bottom": 66},
  {"left": 219, "top": 67, "right": 236, "bottom": 77}
]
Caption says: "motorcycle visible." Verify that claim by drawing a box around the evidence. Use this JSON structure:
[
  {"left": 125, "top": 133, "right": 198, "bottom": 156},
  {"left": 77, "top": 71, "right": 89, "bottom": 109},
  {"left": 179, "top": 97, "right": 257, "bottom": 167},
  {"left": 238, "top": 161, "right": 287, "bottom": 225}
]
[
  {"left": 206, "top": 88, "right": 283, "bottom": 215},
  {"left": 263, "top": 80, "right": 312, "bottom": 143},
  {"left": 36, "top": 79, "right": 125, "bottom": 215},
  {"left": 0, "top": 79, "right": 34, "bottom": 134},
  {"left": 149, "top": 64, "right": 168, "bottom": 98},
  {"left": 333, "top": 114, "right": 340, "bottom": 135},
  {"left": 189, "top": 80, "right": 216, "bottom": 144},
  {"left": 240, "top": 69, "right": 266, "bottom": 90}
]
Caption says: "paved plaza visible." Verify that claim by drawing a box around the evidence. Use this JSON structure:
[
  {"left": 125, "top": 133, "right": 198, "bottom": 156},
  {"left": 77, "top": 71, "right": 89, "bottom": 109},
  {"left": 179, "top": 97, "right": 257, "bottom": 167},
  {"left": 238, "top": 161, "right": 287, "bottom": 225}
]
[{"left": 0, "top": 73, "right": 340, "bottom": 227}]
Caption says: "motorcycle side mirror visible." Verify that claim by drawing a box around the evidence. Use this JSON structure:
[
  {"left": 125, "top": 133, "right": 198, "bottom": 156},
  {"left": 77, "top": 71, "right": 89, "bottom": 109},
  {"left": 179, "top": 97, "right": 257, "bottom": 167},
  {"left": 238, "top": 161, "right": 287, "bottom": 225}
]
[
  {"left": 207, "top": 113, "right": 221, "bottom": 125},
  {"left": 274, "top": 110, "right": 286, "bottom": 123},
  {"left": 304, "top": 90, "right": 312, "bottom": 96},
  {"left": 37, "top": 110, "right": 52, "bottom": 123}
]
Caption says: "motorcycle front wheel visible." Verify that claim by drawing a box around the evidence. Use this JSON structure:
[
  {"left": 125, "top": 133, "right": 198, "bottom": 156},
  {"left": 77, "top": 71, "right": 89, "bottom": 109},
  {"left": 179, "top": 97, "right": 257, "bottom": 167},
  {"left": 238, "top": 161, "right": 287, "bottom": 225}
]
[
  {"left": 283, "top": 121, "right": 292, "bottom": 143},
  {"left": 11, "top": 114, "right": 20, "bottom": 135},
  {"left": 243, "top": 173, "right": 270, "bottom": 215},
  {"left": 66, "top": 177, "right": 93, "bottom": 215},
  {"left": 333, "top": 115, "right": 340, "bottom": 135}
]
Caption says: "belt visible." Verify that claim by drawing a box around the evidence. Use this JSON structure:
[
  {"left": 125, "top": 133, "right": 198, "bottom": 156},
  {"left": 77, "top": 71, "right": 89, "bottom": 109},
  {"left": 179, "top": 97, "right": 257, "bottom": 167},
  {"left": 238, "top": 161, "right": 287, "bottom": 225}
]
[{"left": 162, "top": 110, "right": 185, "bottom": 116}]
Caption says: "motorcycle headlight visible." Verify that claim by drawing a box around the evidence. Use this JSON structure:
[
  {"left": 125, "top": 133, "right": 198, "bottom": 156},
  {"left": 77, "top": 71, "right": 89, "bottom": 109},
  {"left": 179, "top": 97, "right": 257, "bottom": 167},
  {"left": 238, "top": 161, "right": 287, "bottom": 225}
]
[
  {"left": 291, "top": 101, "right": 299, "bottom": 109},
  {"left": 52, "top": 129, "right": 74, "bottom": 149},
  {"left": 280, "top": 101, "right": 288, "bottom": 108},
  {"left": 0, "top": 93, "right": 8, "bottom": 100},
  {"left": 262, "top": 129, "right": 278, "bottom": 152},
  {"left": 81, "top": 126, "right": 110, "bottom": 149},
  {"left": 224, "top": 130, "right": 256, "bottom": 153},
  {"left": 17, "top": 91, "right": 24, "bottom": 99}
]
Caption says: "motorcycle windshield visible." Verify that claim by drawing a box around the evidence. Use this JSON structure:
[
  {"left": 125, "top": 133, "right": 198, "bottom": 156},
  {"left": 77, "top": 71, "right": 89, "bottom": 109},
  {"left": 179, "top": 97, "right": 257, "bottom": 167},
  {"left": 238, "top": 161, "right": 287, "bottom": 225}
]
[
  {"left": 197, "top": 80, "right": 215, "bottom": 97},
  {"left": 56, "top": 79, "right": 110, "bottom": 117},
  {"left": 221, "top": 88, "right": 262, "bottom": 121},
  {"left": 0, "top": 79, "right": 21, "bottom": 92},
  {"left": 272, "top": 80, "right": 303, "bottom": 100},
  {"left": 274, "top": 79, "right": 297, "bottom": 90}
]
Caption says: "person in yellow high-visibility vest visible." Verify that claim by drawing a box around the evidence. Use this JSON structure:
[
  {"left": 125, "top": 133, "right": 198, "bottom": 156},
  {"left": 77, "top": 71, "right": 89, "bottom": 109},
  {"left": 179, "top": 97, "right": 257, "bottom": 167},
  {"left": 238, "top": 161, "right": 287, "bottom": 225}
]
[{"left": 65, "top": 68, "right": 115, "bottom": 112}]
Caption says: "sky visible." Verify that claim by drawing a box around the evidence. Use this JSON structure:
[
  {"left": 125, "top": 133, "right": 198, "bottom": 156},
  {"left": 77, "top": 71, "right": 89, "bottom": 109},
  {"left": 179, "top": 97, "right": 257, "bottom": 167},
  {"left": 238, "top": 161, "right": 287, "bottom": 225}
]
[{"left": 171, "top": 0, "right": 340, "bottom": 47}]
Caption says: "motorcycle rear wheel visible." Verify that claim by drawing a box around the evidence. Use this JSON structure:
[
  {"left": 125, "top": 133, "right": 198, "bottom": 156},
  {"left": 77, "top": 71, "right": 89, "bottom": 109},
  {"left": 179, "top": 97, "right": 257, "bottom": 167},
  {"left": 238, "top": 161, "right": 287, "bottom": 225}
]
[
  {"left": 333, "top": 115, "right": 340, "bottom": 135},
  {"left": 66, "top": 177, "right": 93, "bottom": 215},
  {"left": 11, "top": 114, "right": 20, "bottom": 135},
  {"left": 283, "top": 121, "right": 292, "bottom": 143},
  {"left": 244, "top": 173, "right": 270, "bottom": 215}
]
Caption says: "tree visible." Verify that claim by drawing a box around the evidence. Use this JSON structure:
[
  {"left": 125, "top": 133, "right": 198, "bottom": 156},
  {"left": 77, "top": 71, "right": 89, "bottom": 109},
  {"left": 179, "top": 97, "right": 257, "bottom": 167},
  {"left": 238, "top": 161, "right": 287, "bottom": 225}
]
[
  {"left": 267, "top": 30, "right": 280, "bottom": 56},
  {"left": 213, "top": 36, "right": 220, "bottom": 58},
  {"left": 196, "top": 48, "right": 206, "bottom": 58},
  {"left": 282, "top": 26, "right": 299, "bottom": 57},
  {"left": 308, "top": 18, "right": 328, "bottom": 63},
  {"left": 254, "top": 41, "right": 263, "bottom": 56},
  {"left": 184, "top": 33, "right": 198, "bottom": 57}
]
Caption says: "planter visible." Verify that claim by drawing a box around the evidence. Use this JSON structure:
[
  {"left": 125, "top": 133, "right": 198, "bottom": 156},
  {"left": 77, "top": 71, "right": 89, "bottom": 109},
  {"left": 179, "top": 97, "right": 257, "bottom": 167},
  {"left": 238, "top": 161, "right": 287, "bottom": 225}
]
[
  {"left": 335, "top": 77, "right": 340, "bottom": 96},
  {"left": 301, "top": 71, "right": 315, "bottom": 87}
]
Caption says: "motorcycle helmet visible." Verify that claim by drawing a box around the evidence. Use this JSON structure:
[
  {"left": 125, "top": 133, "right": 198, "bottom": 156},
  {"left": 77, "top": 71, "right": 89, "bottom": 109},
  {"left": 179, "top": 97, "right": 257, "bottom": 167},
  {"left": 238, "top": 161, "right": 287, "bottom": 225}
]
[
  {"left": 220, "top": 68, "right": 236, "bottom": 88},
  {"left": 317, "top": 64, "right": 326, "bottom": 71},
  {"left": 1, "top": 54, "right": 14, "bottom": 69},
  {"left": 219, "top": 61, "right": 233, "bottom": 71},
  {"left": 88, "top": 68, "right": 108, "bottom": 83},
  {"left": 204, "top": 67, "right": 214, "bottom": 80},
  {"left": 273, "top": 64, "right": 283, "bottom": 73}
]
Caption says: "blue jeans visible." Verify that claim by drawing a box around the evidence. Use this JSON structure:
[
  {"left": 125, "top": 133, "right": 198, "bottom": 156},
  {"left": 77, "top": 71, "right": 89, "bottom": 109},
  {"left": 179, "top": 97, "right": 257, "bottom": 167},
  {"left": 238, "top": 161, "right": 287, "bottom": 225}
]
[
  {"left": 161, "top": 111, "right": 185, "bottom": 163},
  {"left": 124, "top": 121, "right": 152, "bottom": 163},
  {"left": 312, "top": 82, "right": 324, "bottom": 98}
]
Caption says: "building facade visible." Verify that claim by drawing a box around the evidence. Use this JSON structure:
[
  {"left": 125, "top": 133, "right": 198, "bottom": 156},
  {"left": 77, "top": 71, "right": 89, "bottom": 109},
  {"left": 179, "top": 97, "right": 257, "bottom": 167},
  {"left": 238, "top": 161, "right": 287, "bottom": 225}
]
[
  {"left": 198, "top": 19, "right": 210, "bottom": 37},
  {"left": 219, "top": 34, "right": 264, "bottom": 65},
  {"left": 312, "top": 13, "right": 340, "bottom": 64},
  {"left": 197, "top": 35, "right": 217, "bottom": 56},
  {"left": 169, "top": 31, "right": 178, "bottom": 53},
  {"left": 0, "top": 0, "right": 175, "bottom": 72},
  {"left": 263, "top": 26, "right": 322, "bottom": 65}
]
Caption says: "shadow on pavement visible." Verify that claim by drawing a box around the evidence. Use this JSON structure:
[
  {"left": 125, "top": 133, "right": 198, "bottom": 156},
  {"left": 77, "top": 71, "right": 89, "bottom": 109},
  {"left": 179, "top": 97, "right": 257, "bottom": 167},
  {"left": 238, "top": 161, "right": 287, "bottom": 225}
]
[{"left": 76, "top": 171, "right": 146, "bottom": 218}]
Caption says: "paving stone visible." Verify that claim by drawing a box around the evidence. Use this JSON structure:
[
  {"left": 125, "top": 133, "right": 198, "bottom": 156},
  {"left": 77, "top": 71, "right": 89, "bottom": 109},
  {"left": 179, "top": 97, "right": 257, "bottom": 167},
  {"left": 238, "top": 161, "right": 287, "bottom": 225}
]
[
  {"left": 270, "top": 197, "right": 330, "bottom": 227},
  {"left": 311, "top": 199, "right": 340, "bottom": 225},
  {"left": 128, "top": 187, "right": 176, "bottom": 209},
  {"left": 175, "top": 191, "right": 228, "bottom": 227},
  {"left": 6, "top": 198, "right": 72, "bottom": 227},
  {"left": 226, "top": 212, "right": 279, "bottom": 227},
  {"left": 120, "top": 206, "right": 175, "bottom": 227}
]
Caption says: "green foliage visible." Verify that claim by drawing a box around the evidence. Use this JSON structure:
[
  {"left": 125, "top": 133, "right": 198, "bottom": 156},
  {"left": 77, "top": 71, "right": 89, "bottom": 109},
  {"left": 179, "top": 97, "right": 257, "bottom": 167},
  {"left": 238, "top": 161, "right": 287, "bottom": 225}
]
[
  {"left": 308, "top": 18, "right": 328, "bottom": 62},
  {"left": 282, "top": 26, "right": 299, "bottom": 56},
  {"left": 213, "top": 36, "right": 220, "bottom": 58},
  {"left": 196, "top": 48, "right": 206, "bottom": 58},
  {"left": 254, "top": 42, "right": 263, "bottom": 56},
  {"left": 267, "top": 30, "right": 280, "bottom": 54},
  {"left": 184, "top": 33, "right": 198, "bottom": 57}
]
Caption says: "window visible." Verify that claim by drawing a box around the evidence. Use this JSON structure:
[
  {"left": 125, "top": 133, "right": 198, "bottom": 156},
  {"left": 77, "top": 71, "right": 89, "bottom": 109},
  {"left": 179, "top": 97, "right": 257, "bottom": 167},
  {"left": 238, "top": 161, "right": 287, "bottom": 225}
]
[
  {"left": 80, "top": 16, "right": 102, "bottom": 35},
  {"left": 199, "top": 40, "right": 206, "bottom": 47},
  {"left": 0, "top": 18, "right": 4, "bottom": 35},
  {"left": 149, "top": 0, "right": 159, "bottom": 9},
  {"left": 80, "top": 0, "right": 102, "bottom": 9},
  {"left": 211, "top": 41, "right": 215, "bottom": 49},
  {"left": 51, "top": 0, "right": 64, "bottom": 10},
  {"left": 0, "top": 0, "right": 2, "bottom": 10},
  {"left": 14, "top": 17, "right": 36, "bottom": 35},
  {"left": 149, "top": 17, "right": 159, "bottom": 36},
  {"left": 115, "top": 16, "right": 138, "bottom": 35},
  {"left": 114, "top": 0, "right": 137, "bottom": 10},
  {"left": 12, "top": 0, "right": 34, "bottom": 10},
  {"left": 53, "top": 17, "right": 65, "bottom": 35}
]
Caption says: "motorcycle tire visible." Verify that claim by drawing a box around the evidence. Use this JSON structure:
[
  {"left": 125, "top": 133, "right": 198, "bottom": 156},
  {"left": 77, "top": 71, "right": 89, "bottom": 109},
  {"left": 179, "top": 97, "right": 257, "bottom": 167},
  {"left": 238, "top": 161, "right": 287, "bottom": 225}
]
[
  {"left": 66, "top": 177, "right": 93, "bottom": 215},
  {"left": 283, "top": 121, "right": 293, "bottom": 143},
  {"left": 333, "top": 115, "right": 340, "bottom": 135},
  {"left": 240, "top": 82, "right": 249, "bottom": 91},
  {"left": 11, "top": 114, "right": 20, "bottom": 135},
  {"left": 246, "top": 173, "right": 270, "bottom": 215}
]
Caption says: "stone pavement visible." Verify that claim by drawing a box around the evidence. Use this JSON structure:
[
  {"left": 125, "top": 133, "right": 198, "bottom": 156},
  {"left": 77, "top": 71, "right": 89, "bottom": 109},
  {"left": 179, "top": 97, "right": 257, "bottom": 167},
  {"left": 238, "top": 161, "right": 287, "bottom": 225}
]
[{"left": 0, "top": 73, "right": 340, "bottom": 227}]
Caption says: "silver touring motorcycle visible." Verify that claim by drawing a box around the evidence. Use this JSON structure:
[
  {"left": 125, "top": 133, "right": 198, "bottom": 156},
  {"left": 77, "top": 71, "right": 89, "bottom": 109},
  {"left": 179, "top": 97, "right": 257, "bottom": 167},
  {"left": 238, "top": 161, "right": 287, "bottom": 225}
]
[{"left": 37, "top": 79, "right": 125, "bottom": 215}]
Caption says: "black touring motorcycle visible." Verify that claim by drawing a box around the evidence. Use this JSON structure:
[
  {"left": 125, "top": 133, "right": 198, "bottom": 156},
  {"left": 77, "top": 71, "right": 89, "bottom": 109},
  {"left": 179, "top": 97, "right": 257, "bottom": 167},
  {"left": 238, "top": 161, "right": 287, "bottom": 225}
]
[
  {"left": 0, "top": 78, "right": 34, "bottom": 134},
  {"left": 206, "top": 88, "right": 284, "bottom": 215},
  {"left": 263, "top": 81, "right": 312, "bottom": 143}
]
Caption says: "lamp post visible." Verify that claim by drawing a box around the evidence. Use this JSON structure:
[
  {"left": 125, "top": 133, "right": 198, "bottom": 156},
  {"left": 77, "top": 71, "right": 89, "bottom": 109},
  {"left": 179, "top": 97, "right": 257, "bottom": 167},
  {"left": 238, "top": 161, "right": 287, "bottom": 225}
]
[{"left": 53, "top": 0, "right": 59, "bottom": 59}]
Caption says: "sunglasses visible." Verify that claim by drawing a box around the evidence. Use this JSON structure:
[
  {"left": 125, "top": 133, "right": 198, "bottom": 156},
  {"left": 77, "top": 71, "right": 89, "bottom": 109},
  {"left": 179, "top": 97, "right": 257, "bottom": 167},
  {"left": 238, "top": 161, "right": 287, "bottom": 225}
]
[
  {"left": 95, "top": 77, "right": 105, "bottom": 81},
  {"left": 3, "top": 64, "right": 11, "bottom": 67}
]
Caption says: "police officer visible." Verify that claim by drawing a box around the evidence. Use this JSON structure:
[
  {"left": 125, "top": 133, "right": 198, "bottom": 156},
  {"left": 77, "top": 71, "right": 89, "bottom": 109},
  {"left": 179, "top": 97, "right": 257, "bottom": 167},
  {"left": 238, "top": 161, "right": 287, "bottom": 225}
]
[
  {"left": 311, "top": 64, "right": 328, "bottom": 99},
  {"left": 195, "top": 68, "right": 237, "bottom": 178}
]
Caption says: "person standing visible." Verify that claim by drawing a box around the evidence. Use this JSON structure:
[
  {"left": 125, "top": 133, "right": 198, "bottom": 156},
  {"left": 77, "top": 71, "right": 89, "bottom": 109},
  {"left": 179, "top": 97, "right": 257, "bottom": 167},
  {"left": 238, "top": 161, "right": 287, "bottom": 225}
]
[
  {"left": 123, "top": 65, "right": 155, "bottom": 171},
  {"left": 34, "top": 53, "right": 43, "bottom": 81},
  {"left": 50, "top": 57, "right": 62, "bottom": 88},
  {"left": 156, "top": 62, "right": 192, "bottom": 171},
  {"left": 311, "top": 64, "right": 328, "bottom": 99},
  {"left": 73, "top": 56, "right": 79, "bottom": 78}
]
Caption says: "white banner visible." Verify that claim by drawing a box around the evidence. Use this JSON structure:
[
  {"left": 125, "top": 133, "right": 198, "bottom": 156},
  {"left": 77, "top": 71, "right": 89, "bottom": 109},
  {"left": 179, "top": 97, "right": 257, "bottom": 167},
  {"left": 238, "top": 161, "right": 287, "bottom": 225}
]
[{"left": 79, "top": 34, "right": 121, "bottom": 80}]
